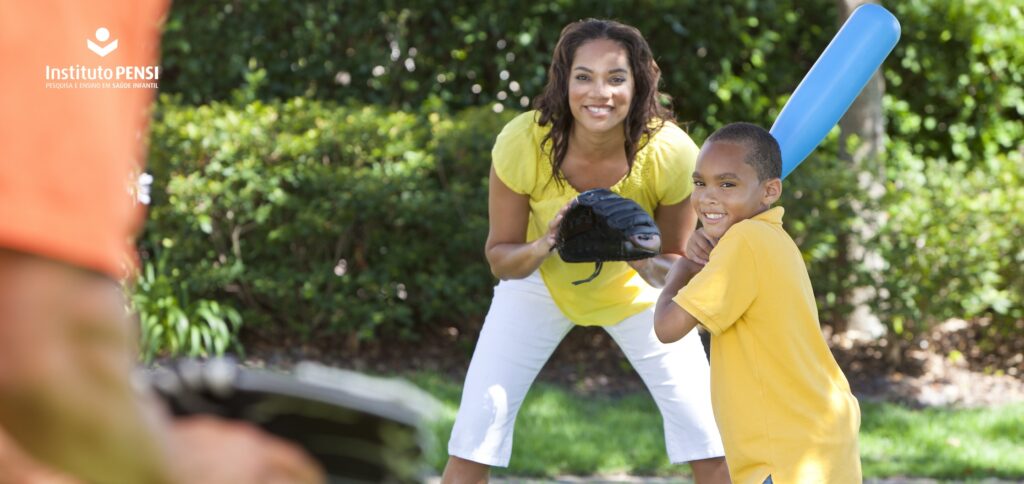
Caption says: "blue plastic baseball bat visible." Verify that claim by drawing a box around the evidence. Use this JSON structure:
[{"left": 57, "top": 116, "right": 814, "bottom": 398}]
[{"left": 770, "top": 3, "right": 901, "bottom": 179}]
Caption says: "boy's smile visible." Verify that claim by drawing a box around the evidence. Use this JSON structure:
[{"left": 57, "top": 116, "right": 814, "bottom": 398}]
[{"left": 692, "top": 141, "right": 778, "bottom": 240}]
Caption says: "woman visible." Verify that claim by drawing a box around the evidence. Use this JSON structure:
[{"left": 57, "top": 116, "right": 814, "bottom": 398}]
[{"left": 442, "top": 19, "right": 728, "bottom": 483}]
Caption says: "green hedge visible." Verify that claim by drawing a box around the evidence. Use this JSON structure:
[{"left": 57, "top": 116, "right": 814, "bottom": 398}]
[
  {"left": 141, "top": 98, "right": 514, "bottom": 348},
  {"left": 872, "top": 141, "right": 1024, "bottom": 334}
]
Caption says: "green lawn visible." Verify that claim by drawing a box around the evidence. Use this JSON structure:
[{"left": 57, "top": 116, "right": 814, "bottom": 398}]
[{"left": 407, "top": 373, "right": 1024, "bottom": 480}]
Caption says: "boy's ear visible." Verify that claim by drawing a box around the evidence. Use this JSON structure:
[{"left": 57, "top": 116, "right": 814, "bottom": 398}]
[{"left": 762, "top": 177, "right": 782, "bottom": 205}]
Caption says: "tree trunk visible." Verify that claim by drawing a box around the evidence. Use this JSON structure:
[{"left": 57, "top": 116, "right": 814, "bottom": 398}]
[{"left": 835, "top": 0, "right": 888, "bottom": 342}]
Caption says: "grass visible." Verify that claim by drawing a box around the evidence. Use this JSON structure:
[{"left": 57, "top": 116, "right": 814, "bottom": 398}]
[
  {"left": 406, "top": 372, "right": 1024, "bottom": 480},
  {"left": 859, "top": 400, "right": 1024, "bottom": 479}
]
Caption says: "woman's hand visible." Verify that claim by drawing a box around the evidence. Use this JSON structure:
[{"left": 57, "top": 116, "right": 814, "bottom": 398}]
[
  {"left": 485, "top": 166, "right": 576, "bottom": 280},
  {"left": 685, "top": 228, "right": 717, "bottom": 266},
  {"left": 535, "top": 199, "right": 574, "bottom": 255}
]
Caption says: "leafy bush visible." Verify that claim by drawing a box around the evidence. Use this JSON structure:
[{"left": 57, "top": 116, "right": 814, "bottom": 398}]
[
  {"left": 870, "top": 0, "right": 1023, "bottom": 334},
  {"left": 870, "top": 142, "right": 1024, "bottom": 336},
  {"left": 884, "top": 0, "right": 1023, "bottom": 167},
  {"left": 142, "top": 97, "right": 514, "bottom": 342}
]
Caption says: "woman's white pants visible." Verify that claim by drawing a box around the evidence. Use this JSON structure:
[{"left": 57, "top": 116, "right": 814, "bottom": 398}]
[{"left": 447, "top": 273, "right": 724, "bottom": 467}]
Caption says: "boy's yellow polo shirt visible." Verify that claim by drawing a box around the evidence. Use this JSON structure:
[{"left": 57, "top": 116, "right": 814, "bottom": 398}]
[
  {"left": 676, "top": 207, "right": 862, "bottom": 483},
  {"left": 493, "top": 111, "right": 697, "bottom": 326}
]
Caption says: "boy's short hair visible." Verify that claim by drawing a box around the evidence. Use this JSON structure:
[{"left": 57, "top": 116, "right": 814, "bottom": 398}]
[{"left": 705, "top": 122, "right": 782, "bottom": 181}]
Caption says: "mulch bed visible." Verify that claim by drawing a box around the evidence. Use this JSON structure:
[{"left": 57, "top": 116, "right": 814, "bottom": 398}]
[{"left": 241, "top": 317, "right": 1024, "bottom": 408}]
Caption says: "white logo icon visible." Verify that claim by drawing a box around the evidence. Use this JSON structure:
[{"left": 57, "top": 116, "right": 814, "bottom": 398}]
[{"left": 87, "top": 27, "right": 118, "bottom": 57}]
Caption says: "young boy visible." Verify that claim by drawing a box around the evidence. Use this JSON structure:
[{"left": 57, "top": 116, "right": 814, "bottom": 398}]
[{"left": 654, "top": 122, "right": 861, "bottom": 483}]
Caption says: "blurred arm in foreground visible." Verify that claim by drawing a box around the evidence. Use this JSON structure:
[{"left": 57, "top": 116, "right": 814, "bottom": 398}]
[{"left": 0, "top": 1, "right": 322, "bottom": 482}]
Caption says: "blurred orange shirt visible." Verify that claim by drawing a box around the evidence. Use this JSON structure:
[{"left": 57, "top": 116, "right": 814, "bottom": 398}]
[{"left": 0, "top": 0, "right": 168, "bottom": 279}]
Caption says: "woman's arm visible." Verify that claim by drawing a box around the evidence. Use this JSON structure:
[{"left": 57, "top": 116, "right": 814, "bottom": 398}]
[
  {"left": 484, "top": 167, "right": 569, "bottom": 280},
  {"left": 628, "top": 195, "right": 698, "bottom": 288}
]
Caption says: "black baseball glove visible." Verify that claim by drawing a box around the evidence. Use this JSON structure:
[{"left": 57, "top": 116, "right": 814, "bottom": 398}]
[
  {"left": 555, "top": 188, "right": 661, "bottom": 285},
  {"left": 145, "top": 358, "right": 431, "bottom": 483}
]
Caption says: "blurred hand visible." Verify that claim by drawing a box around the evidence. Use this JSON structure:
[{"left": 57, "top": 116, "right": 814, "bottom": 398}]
[
  {"left": 0, "top": 250, "right": 174, "bottom": 484},
  {"left": 0, "top": 428, "right": 81, "bottom": 484},
  {"left": 684, "top": 228, "right": 717, "bottom": 266},
  {"left": 171, "top": 416, "right": 325, "bottom": 484}
]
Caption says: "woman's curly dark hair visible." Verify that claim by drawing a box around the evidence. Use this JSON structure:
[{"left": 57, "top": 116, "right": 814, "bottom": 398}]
[{"left": 534, "top": 18, "right": 675, "bottom": 187}]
